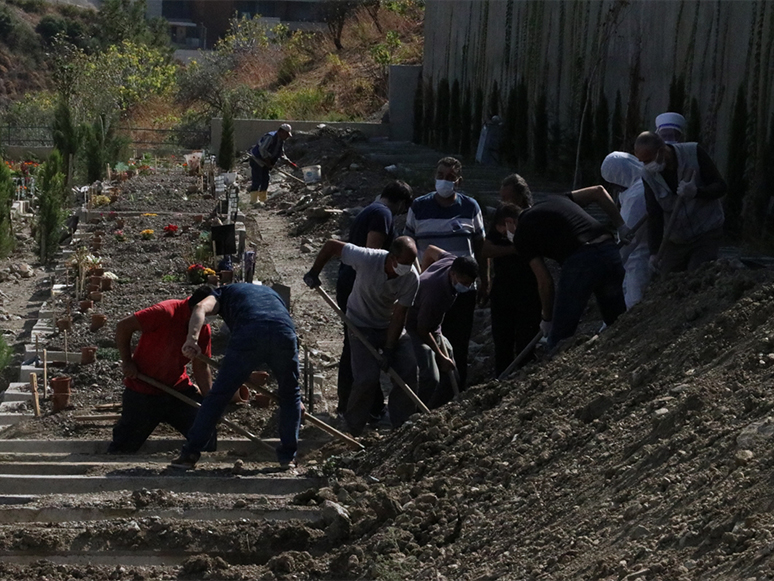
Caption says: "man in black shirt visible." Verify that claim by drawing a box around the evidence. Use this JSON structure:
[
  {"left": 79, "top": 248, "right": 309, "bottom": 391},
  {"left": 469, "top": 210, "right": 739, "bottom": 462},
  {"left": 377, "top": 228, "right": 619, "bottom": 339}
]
[
  {"left": 482, "top": 174, "right": 541, "bottom": 376},
  {"left": 496, "top": 180, "right": 629, "bottom": 349}
]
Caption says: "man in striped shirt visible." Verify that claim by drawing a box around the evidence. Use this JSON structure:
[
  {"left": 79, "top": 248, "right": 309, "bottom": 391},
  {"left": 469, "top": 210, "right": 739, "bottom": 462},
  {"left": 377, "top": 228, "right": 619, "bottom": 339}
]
[{"left": 404, "top": 157, "right": 485, "bottom": 394}]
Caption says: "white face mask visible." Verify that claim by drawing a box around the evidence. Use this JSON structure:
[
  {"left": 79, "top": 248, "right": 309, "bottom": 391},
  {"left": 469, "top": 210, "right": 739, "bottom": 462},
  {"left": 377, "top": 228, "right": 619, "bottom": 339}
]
[
  {"left": 453, "top": 281, "right": 474, "bottom": 293},
  {"left": 506, "top": 230, "right": 515, "bottom": 242},
  {"left": 393, "top": 262, "right": 413, "bottom": 276},
  {"left": 435, "top": 179, "right": 456, "bottom": 198},
  {"left": 644, "top": 161, "right": 665, "bottom": 174}
]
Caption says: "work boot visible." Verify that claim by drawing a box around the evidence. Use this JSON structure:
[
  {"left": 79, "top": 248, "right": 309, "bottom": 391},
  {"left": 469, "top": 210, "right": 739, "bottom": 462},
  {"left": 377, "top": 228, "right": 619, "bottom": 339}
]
[
  {"left": 257, "top": 190, "right": 268, "bottom": 202},
  {"left": 169, "top": 451, "right": 200, "bottom": 470},
  {"left": 249, "top": 190, "right": 259, "bottom": 204}
]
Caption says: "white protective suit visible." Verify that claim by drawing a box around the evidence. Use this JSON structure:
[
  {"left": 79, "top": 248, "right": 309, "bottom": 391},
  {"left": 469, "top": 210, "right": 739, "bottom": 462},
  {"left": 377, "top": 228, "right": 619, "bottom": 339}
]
[{"left": 601, "top": 152, "right": 650, "bottom": 308}]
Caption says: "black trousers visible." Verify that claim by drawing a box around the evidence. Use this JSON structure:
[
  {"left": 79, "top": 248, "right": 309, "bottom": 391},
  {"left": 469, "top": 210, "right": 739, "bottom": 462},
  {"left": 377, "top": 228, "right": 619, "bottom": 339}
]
[
  {"left": 489, "top": 281, "right": 542, "bottom": 377},
  {"left": 108, "top": 386, "right": 216, "bottom": 454},
  {"left": 440, "top": 290, "right": 477, "bottom": 396}
]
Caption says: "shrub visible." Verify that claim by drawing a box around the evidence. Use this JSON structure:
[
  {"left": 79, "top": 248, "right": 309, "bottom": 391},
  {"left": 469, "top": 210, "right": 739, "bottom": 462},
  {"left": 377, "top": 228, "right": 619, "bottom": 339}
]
[
  {"left": 36, "top": 150, "right": 67, "bottom": 263},
  {"left": 218, "top": 102, "right": 235, "bottom": 171},
  {"left": 36, "top": 14, "right": 67, "bottom": 43},
  {"left": 0, "top": 158, "right": 16, "bottom": 258}
]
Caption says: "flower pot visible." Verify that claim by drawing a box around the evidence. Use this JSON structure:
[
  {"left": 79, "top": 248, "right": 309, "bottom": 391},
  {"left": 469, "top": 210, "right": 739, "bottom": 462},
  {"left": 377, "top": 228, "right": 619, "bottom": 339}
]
[
  {"left": 91, "top": 241, "right": 102, "bottom": 252},
  {"left": 90, "top": 313, "right": 107, "bottom": 331},
  {"left": 79, "top": 300, "right": 93, "bottom": 312},
  {"left": 231, "top": 384, "right": 250, "bottom": 404},
  {"left": 88, "top": 267, "right": 104, "bottom": 277},
  {"left": 115, "top": 219, "right": 125, "bottom": 229},
  {"left": 50, "top": 376, "right": 71, "bottom": 412},
  {"left": 100, "top": 277, "right": 113, "bottom": 291},
  {"left": 181, "top": 225, "right": 190, "bottom": 233},
  {"left": 56, "top": 317, "right": 72, "bottom": 332},
  {"left": 87, "top": 283, "right": 100, "bottom": 293},
  {"left": 89, "top": 275, "right": 102, "bottom": 286},
  {"left": 218, "top": 270, "right": 233, "bottom": 284},
  {"left": 110, "top": 194, "right": 120, "bottom": 203},
  {"left": 252, "top": 393, "right": 273, "bottom": 409},
  {"left": 94, "top": 230, "right": 106, "bottom": 237},
  {"left": 206, "top": 274, "right": 219, "bottom": 286},
  {"left": 80, "top": 346, "right": 97, "bottom": 365},
  {"left": 89, "top": 290, "right": 103, "bottom": 302},
  {"left": 192, "top": 215, "right": 203, "bottom": 224}
]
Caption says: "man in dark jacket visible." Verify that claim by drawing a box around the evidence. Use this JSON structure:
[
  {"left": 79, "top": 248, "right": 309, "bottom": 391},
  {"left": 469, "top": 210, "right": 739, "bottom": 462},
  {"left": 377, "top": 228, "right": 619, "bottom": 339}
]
[{"left": 248, "top": 123, "right": 292, "bottom": 204}]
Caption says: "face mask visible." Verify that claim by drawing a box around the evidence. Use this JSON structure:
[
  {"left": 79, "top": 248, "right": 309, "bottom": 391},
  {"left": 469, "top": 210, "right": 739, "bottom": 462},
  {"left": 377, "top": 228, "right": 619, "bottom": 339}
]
[
  {"left": 435, "top": 179, "right": 456, "bottom": 198},
  {"left": 506, "top": 230, "right": 515, "bottom": 242},
  {"left": 454, "top": 282, "right": 474, "bottom": 293},
  {"left": 644, "top": 161, "right": 665, "bottom": 174},
  {"left": 393, "top": 262, "right": 413, "bottom": 276}
]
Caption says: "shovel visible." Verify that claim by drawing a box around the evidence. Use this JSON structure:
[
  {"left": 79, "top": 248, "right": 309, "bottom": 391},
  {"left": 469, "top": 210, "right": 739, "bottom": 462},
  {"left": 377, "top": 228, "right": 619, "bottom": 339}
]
[
  {"left": 437, "top": 337, "right": 460, "bottom": 398},
  {"left": 497, "top": 330, "right": 544, "bottom": 381},
  {"left": 312, "top": 286, "right": 430, "bottom": 414},
  {"left": 136, "top": 372, "right": 276, "bottom": 455},
  {"left": 195, "top": 354, "right": 364, "bottom": 450}
]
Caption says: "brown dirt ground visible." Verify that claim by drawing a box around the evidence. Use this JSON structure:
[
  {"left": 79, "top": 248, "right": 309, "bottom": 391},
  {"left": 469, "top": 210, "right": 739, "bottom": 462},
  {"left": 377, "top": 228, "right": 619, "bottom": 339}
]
[{"left": 2, "top": 130, "right": 774, "bottom": 580}]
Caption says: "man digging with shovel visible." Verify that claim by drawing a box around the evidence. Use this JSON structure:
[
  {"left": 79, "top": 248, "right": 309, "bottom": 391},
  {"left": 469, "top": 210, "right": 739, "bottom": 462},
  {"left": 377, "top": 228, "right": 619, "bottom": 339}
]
[
  {"left": 304, "top": 236, "right": 421, "bottom": 436},
  {"left": 109, "top": 293, "right": 216, "bottom": 454},
  {"left": 171, "top": 283, "right": 303, "bottom": 470},
  {"left": 247, "top": 123, "right": 294, "bottom": 205}
]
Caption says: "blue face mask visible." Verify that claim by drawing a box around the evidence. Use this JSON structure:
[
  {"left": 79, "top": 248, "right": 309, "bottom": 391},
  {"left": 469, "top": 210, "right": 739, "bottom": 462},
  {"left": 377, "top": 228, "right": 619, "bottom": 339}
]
[{"left": 454, "top": 281, "right": 474, "bottom": 293}]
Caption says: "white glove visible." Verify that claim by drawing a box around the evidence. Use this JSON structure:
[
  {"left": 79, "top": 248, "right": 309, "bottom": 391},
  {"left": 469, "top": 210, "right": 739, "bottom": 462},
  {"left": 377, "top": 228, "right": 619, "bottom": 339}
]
[
  {"left": 648, "top": 254, "right": 661, "bottom": 274},
  {"left": 540, "top": 319, "right": 552, "bottom": 337},
  {"left": 617, "top": 223, "right": 633, "bottom": 245},
  {"left": 677, "top": 176, "right": 697, "bottom": 199}
]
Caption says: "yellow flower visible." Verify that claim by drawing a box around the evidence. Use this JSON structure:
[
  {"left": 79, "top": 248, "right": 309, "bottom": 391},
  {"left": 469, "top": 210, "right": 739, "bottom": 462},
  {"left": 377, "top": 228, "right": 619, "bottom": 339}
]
[{"left": 142, "top": 213, "right": 158, "bottom": 217}]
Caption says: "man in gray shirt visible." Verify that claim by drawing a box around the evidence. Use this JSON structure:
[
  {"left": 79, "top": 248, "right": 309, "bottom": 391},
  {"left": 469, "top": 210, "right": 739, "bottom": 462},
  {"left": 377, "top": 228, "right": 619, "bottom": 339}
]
[{"left": 304, "top": 236, "right": 420, "bottom": 435}]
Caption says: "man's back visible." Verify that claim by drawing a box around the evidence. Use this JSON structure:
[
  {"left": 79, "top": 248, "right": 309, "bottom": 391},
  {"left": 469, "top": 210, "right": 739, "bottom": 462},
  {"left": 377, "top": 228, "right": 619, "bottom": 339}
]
[{"left": 212, "top": 284, "right": 293, "bottom": 336}]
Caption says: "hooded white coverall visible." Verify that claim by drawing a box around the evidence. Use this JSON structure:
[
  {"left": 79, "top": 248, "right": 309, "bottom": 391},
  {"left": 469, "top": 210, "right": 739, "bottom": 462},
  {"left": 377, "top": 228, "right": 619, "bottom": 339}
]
[{"left": 601, "top": 152, "right": 649, "bottom": 309}]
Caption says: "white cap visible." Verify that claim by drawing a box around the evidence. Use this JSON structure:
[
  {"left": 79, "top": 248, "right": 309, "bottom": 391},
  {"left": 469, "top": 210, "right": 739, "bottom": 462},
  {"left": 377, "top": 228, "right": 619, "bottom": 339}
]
[
  {"left": 279, "top": 123, "right": 292, "bottom": 136},
  {"left": 655, "top": 112, "right": 686, "bottom": 133},
  {"left": 601, "top": 151, "right": 643, "bottom": 189}
]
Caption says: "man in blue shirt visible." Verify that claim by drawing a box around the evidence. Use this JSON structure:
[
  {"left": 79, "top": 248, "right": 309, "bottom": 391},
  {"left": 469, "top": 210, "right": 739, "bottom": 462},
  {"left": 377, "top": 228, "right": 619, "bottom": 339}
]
[
  {"left": 404, "top": 157, "right": 485, "bottom": 389},
  {"left": 172, "top": 283, "right": 302, "bottom": 469},
  {"left": 248, "top": 123, "right": 292, "bottom": 204},
  {"left": 336, "top": 180, "right": 413, "bottom": 419}
]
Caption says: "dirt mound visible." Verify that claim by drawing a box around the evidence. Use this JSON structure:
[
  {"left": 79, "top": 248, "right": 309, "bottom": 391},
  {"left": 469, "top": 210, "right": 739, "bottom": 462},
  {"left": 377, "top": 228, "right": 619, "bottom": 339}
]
[{"left": 295, "top": 259, "right": 774, "bottom": 579}]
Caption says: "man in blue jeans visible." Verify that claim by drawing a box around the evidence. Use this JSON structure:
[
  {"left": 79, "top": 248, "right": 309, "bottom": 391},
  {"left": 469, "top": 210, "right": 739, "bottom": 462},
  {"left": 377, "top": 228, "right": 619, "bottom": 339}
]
[
  {"left": 494, "top": 180, "right": 631, "bottom": 349},
  {"left": 172, "top": 283, "right": 302, "bottom": 469}
]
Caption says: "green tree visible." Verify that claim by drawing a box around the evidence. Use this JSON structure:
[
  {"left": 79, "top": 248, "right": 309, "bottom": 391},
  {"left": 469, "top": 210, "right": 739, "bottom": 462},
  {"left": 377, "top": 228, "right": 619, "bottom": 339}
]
[
  {"left": 218, "top": 102, "right": 236, "bottom": 171},
  {"left": 318, "top": 0, "right": 358, "bottom": 50},
  {"left": 36, "top": 150, "right": 67, "bottom": 263},
  {"left": 95, "top": 0, "right": 169, "bottom": 50},
  {"left": 51, "top": 96, "right": 80, "bottom": 184},
  {"left": 0, "top": 158, "right": 16, "bottom": 258}
]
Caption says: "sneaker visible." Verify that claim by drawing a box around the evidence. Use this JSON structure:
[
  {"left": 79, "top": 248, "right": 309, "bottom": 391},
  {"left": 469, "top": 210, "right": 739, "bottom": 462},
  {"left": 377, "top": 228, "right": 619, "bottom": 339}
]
[{"left": 169, "top": 452, "right": 199, "bottom": 470}]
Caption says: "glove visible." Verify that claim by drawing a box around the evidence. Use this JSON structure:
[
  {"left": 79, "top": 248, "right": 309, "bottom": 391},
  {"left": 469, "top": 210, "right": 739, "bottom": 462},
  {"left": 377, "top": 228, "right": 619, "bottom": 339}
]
[
  {"left": 379, "top": 347, "right": 395, "bottom": 372},
  {"left": 648, "top": 254, "right": 661, "bottom": 274},
  {"left": 677, "top": 176, "right": 697, "bottom": 199},
  {"left": 303, "top": 270, "right": 321, "bottom": 288},
  {"left": 617, "top": 223, "right": 633, "bottom": 245},
  {"left": 540, "top": 319, "right": 552, "bottom": 337}
]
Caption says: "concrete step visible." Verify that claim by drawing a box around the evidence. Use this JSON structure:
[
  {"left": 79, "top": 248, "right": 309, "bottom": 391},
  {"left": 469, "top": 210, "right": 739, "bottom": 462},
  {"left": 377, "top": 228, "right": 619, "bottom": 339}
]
[
  {"left": 0, "top": 505, "right": 320, "bottom": 524},
  {"left": 0, "top": 438, "right": 316, "bottom": 456},
  {"left": 1, "top": 389, "right": 32, "bottom": 403},
  {"left": 0, "top": 414, "right": 27, "bottom": 426},
  {"left": 0, "top": 473, "right": 321, "bottom": 495}
]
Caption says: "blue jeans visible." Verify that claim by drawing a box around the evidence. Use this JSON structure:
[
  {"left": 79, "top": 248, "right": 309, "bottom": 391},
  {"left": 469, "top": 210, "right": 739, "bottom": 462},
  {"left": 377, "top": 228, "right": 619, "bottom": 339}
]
[
  {"left": 548, "top": 240, "right": 626, "bottom": 348},
  {"left": 183, "top": 326, "right": 301, "bottom": 464}
]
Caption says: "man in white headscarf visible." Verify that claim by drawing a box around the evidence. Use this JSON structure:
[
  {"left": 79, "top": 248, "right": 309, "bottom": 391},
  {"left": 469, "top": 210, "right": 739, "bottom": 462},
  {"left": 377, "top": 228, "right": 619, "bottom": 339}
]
[
  {"left": 655, "top": 112, "right": 687, "bottom": 144},
  {"left": 601, "top": 152, "right": 649, "bottom": 308}
]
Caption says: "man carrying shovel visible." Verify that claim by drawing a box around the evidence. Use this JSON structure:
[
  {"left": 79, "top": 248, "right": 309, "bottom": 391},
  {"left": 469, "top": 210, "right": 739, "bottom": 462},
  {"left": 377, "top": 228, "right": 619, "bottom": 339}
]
[
  {"left": 634, "top": 131, "right": 727, "bottom": 274},
  {"left": 248, "top": 123, "right": 293, "bottom": 205},
  {"left": 109, "top": 294, "right": 215, "bottom": 454},
  {"left": 172, "top": 283, "right": 303, "bottom": 470},
  {"left": 304, "top": 236, "right": 420, "bottom": 436}
]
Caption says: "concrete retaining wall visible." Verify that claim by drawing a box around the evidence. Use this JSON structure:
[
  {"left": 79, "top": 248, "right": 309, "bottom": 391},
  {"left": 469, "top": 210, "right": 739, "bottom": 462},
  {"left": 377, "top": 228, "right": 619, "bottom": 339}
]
[{"left": 422, "top": 0, "right": 774, "bottom": 175}]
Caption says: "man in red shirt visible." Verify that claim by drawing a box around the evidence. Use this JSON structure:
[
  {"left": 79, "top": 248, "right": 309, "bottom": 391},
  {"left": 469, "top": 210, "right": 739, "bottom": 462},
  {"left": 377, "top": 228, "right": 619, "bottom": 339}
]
[{"left": 108, "top": 294, "right": 214, "bottom": 453}]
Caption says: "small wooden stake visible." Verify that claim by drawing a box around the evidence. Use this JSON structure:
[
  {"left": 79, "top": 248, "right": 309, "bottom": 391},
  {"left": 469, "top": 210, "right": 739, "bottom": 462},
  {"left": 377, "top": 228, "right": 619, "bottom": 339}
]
[
  {"left": 43, "top": 349, "right": 48, "bottom": 398},
  {"left": 63, "top": 330, "right": 68, "bottom": 363},
  {"left": 30, "top": 373, "right": 40, "bottom": 417}
]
